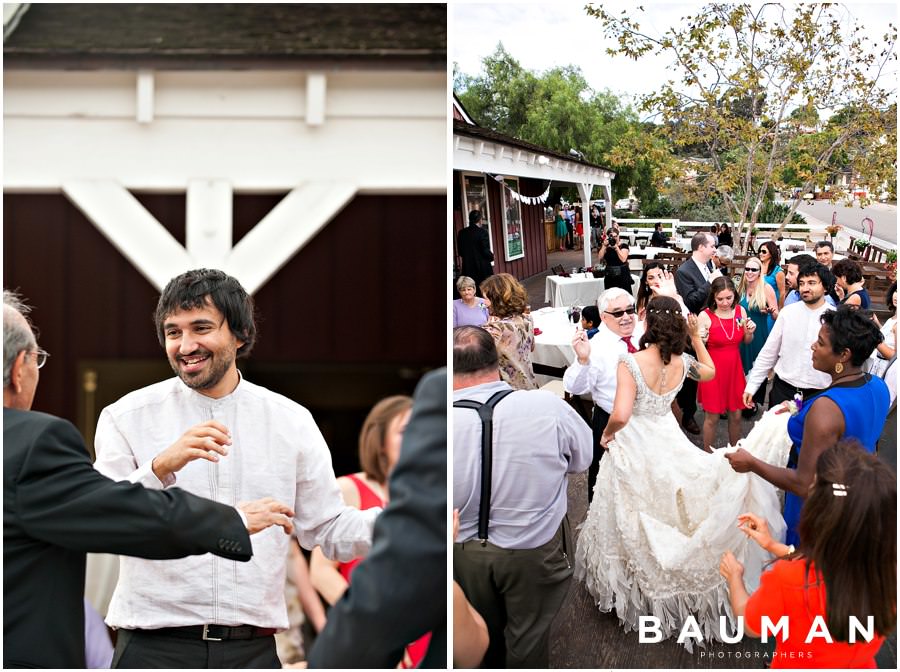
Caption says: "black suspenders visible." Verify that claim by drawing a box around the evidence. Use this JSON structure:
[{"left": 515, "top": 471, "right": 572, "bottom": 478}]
[{"left": 453, "top": 389, "right": 515, "bottom": 545}]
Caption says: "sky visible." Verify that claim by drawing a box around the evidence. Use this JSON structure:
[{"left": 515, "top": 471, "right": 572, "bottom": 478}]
[{"left": 452, "top": 2, "right": 898, "bottom": 119}]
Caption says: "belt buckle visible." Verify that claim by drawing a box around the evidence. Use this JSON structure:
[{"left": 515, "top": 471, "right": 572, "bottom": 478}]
[{"left": 202, "top": 624, "right": 223, "bottom": 641}]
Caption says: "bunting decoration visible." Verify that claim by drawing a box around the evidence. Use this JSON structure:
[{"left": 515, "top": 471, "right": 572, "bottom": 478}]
[{"left": 488, "top": 174, "right": 552, "bottom": 205}]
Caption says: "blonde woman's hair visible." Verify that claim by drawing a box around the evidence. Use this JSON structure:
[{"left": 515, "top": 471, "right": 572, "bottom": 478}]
[{"left": 738, "top": 257, "right": 768, "bottom": 311}]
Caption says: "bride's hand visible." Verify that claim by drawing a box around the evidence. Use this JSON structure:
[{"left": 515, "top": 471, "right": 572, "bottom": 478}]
[
  {"left": 773, "top": 401, "right": 792, "bottom": 415},
  {"left": 600, "top": 432, "right": 615, "bottom": 448},
  {"left": 686, "top": 313, "right": 700, "bottom": 338},
  {"left": 737, "top": 513, "right": 773, "bottom": 552},
  {"left": 718, "top": 551, "right": 744, "bottom": 582}
]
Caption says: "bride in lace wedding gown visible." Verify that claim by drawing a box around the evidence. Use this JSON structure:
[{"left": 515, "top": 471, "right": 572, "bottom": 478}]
[{"left": 574, "top": 297, "right": 791, "bottom": 647}]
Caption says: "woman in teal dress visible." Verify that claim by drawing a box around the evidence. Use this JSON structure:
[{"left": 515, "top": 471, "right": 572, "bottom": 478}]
[
  {"left": 738, "top": 256, "right": 779, "bottom": 416},
  {"left": 758, "top": 241, "right": 785, "bottom": 328},
  {"left": 553, "top": 205, "right": 567, "bottom": 252}
]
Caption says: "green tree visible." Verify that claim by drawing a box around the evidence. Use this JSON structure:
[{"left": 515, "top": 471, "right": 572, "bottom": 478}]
[
  {"left": 454, "top": 44, "right": 676, "bottom": 204},
  {"left": 587, "top": 3, "right": 897, "bottom": 249}
]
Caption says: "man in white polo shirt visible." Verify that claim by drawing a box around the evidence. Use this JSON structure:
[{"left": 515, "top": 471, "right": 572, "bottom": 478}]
[{"left": 563, "top": 287, "right": 644, "bottom": 502}]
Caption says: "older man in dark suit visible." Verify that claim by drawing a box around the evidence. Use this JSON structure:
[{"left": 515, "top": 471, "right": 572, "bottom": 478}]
[
  {"left": 457, "top": 209, "right": 494, "bottom": 292},
  {"left": 2, "top": 290, "right": 294, "bottom": 669},
  {"left": 674, "top": 232, "right": 722, "bottom": 435}
]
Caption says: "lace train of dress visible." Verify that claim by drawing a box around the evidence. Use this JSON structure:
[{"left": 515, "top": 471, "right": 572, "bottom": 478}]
[{"left": 574, "top": 354, "right": 791, "bottom": 650}]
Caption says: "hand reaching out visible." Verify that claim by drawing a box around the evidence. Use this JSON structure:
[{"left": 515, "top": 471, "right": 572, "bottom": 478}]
[
  {"left": 238, "top": 497, "right": 295, "bottom": 535},
  {"left": 718, "top": 550, "right": 744, "bottom": 582},
  {"left": 737, "top": 512, "right": 773, "bottom": 552},
  {"left": 653, "top": 270, "right": 678, "bottom": 298}
]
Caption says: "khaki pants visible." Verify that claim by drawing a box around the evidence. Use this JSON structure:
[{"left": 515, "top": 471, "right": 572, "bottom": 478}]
[{"left": 453, "top": 517, "right": 573, "bottom": 668}]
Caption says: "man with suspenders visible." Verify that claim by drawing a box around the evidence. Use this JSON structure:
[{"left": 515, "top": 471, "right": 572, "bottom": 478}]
[{"left": 452, "top": 326, "right": 592, "bottom": 668}]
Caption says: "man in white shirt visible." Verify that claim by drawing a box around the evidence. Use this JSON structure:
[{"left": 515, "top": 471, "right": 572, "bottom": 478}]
[
  {"left": 742, "top": 263, "right": 835, "bottom": 410},
  {"left": 94, "top": 269, "right": 377, "bottom": 668},
  {"left": 453, "top": 326, "right": 591, "bottom": 667},
  {"left": 563, "top": 287, "right": 644, "bottom": 502}
]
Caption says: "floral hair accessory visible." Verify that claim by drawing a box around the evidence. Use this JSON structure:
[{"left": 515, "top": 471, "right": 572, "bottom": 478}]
[
  {"left": 832, "top": 483, "right": 848, "bottom": 497},
  {"left": 648, "top": 308, "right": 674, "bottom": 315},
  {"left": 785, "top": 392, "right": 804, "bottom": 417}
]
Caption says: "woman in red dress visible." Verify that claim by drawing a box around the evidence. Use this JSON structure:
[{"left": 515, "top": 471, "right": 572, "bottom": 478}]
[
  {"left": 696, "top": 276, "right": 757, "bottom": 451},
  {"left": 719, "top": 440, "right": 895, "bottom": 668},
  {"left": 310, "top": 395, "right": 431, "bottom": 668}
]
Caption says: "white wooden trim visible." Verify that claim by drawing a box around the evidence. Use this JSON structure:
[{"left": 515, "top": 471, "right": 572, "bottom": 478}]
[
  {"left": 136, "top": 70, "right": 154, "bottom": 124},
  {"left": 223, "top": 181, "right": 357, "bottom": 294},
  {"left": 186, "top": 179, "right": 232, "bottom": 268},
  {"left": 306, "top": 73, "right": 326, "bottom": 126},
  {"left": 61, "top": 179, "right": 193, "bottom": 291}
]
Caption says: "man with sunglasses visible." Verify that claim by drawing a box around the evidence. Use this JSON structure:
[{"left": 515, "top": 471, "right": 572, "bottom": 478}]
[{"left": 564, "top": 287, "right": 644, "bottom": 502}]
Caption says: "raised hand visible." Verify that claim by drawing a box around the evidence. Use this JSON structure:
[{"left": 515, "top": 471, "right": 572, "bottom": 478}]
[
  {"left": 737, "top": 512, "right": 773, "bottom": 552},
  {"left": 151, "top": 420, "right": 232, "bottom": 482},
  {"left": 238, "top": 497, "right": 295, "bottom": 535},
  {"left": 654, "top": 270, "right": 678, "bottom": 298},
  {"left": 572, "top": 327, "right": 591, "bottom": 364}
]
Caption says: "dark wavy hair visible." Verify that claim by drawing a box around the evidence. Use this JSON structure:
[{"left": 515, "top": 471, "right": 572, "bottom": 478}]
[
  {"left": 759, "top": 241, "right": 781, "bottom": 274},
  {"left": 705, "top": 275, "right": 738, "bottom": 311},
  {"left": 636, "top": 262, "right": 665, "bottom": 317},
  {"left": 888, "top": 282, "right": 897, "bottom": 316},
  {"left": 639, "top": 296, "right": 687, "bottom": 365},
  {"left": 820, "top": 305, "right": 883, "bottom": 366},
  {"left": 154, "top": 269, "right": 257, "bottom": 357},
  {"left": 797, "top": 440, "right": 896, "bottom": 641},
  {"left": 831, "top": 258, "right": 864, "bottom": 285}
]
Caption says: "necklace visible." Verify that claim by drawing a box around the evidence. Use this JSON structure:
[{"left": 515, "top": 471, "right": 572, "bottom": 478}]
[
  {"left": 830, "top": 370, "right": 865, "bottom": 386},
  {"left": 716, "top": 310, "right": 736, "bottom": 340}
]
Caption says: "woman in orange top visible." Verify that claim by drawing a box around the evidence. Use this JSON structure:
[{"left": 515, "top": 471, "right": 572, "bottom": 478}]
[
  {"left": 311, "top": 395, "right": 431, "bottom": 668},
  {"left": 719, "top": 440, "right": 895, "bottom": 668}
]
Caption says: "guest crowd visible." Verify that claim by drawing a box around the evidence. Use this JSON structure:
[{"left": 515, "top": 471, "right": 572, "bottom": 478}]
[{"left": 454, "top": 214, "right": 895, "bottom": 668}]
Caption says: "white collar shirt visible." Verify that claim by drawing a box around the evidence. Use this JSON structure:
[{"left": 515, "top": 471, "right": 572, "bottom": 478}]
[
  {"left": 743, "top": 300, "right": 835, "bottom": 395},
  {"left": 93, "top": 374, "right": 377, "bottom": 630},
  {"left": 563, "top": 321, "right": 645, "bottom": 412},
  {"left": 693, "top": 256, "right": 712, "bottom": 281},
  {"left": 453, "top": 381, "right": 592, "bottom": 550}
]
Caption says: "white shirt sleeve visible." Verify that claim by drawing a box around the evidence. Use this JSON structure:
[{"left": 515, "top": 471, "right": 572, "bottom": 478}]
[
  {"left": 93, "top": 409, "right": 172, "bottom": 488},
  {"left": 744, "top": 312, "right": 785, "bottom": 395},
  {"left": 563, "top": 359, "right": 594, "bottom": 396}
]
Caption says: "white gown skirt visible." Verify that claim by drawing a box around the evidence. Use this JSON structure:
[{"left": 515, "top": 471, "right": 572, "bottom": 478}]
[{"left": 574, "top": 408, "right": 791, "bottom": 648}]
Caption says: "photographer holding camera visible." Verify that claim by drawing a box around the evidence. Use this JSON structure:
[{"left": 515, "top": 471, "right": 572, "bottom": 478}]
[{"left": 598, "top": 226, "right": 633, "bottom": 291}]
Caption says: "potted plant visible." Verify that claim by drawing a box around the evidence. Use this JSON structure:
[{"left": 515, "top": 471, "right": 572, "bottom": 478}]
[
  {"left": 854, "top": 239, "right": 870, "bottom": 251},
  {"left": 676, "top": 225, "right": 687, "bottom": 237},
  {"left": 591, "top": 261, "right": 607, "bottom": 278},
  {"left": 825, "top": 223, "right": 841, "bottom": 239}
]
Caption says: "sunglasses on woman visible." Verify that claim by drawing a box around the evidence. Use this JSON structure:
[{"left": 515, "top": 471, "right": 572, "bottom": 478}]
[{"left": 744, "top": 267, "right": 761, "bottom": 273}]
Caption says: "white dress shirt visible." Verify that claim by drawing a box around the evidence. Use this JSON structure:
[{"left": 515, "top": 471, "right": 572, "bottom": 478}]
[
  {"left": 744, "top": 300, "right": 834, "bottom": 395},
  {"left": 563, "top": 322, "right": 646, "bottom": 413},
  {"left": 93, "top": 375, "right": 377, "bottom": 630},
  {"left": 453, "top": 381, "right": 592, "bottom": 549}
]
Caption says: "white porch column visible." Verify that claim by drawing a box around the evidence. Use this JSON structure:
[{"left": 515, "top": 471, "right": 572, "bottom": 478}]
[{"left": 576, "top": 181, "right": 595, "bottom": 270}]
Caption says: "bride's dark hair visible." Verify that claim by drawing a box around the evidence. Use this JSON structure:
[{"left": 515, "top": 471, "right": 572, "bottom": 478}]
[{"left": 639, "top": 296, "right": 687, "bottom": 365}]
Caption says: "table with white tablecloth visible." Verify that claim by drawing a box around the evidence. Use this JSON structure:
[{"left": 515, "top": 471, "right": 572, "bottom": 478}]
[
  {"left": 544, "top": 273, "right": 606, "bottom": 308},
  {"left": 532, "top": 307, "right": 579, "bottom": 370}
]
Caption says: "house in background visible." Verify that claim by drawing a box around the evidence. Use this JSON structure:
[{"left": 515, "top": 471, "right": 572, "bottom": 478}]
[
  {"left": 452, "top": 94, "right": 615, "bottom": 283},
  {"left": 3, "top": 3, "right": 446, "bottom": 474}
]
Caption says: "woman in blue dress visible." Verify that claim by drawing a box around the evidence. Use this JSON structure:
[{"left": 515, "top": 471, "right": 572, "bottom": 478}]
[{"left": 725, "top": 305, "right": 889, "bottom": 546}]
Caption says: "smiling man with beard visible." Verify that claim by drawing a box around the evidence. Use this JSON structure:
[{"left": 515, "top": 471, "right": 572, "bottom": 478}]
[{"left": 93, "top": 269, "right": 377, "bottom": 668}]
